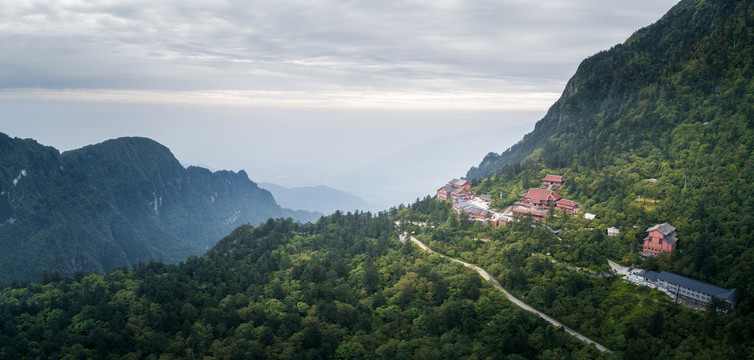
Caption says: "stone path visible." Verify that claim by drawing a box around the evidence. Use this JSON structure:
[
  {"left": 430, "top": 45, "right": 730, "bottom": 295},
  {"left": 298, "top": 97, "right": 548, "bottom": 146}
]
[
  {"left": 409, "top": 235, "right": 612, "bottom": 353},
  {"left": 607, "top": 259, "right": 631, "bottom": 276}
]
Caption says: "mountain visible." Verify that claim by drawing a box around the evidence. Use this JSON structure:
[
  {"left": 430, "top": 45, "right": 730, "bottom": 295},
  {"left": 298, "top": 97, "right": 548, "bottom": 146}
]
[
  {"left": 0, "top": 134, "right": 320, "bottom": 284},
  {"left": 468, "top": 0, "right": 753, "bottom": 181},
  {"left": 259, "top": 182, "right": 371, "bottom": 214},
  {"left": 4, "top": 2, "right": 754, "bottom": 358},
  {"left": 467, "top": 0, "right": 754, "bottom": 304},
  {"left": 0, "top": 215, "right": 600, "bottom": 359}
]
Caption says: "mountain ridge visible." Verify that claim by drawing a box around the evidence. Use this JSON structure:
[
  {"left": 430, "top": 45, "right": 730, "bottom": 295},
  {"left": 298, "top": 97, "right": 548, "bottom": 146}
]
[
  {"left": 0, "top": 133, "right": 321, "bottom": 284},
  {"left": 467, "top": 0, "right": 753, "bottom": 180},
  {"left": 465, "top": 0, "right": 754, "bottom": 297}
]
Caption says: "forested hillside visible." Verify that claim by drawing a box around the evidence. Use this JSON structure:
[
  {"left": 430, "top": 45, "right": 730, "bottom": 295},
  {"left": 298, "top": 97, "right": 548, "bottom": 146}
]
[
  {"left": 468, "top": 0, "right": 753, "bottom": 180},
  {"left": 0, "top": 214, "right": 602, "bottom": 359},
  {"left": 467, "top": 0, "right": 754, "bottom": 304},
  {"left": 4, "top": 198, "right": 752, "bottom": 359},
  {"left": 3, "top": 0, "right": 754, "bottom": 358},
  {"left": 393, "top": 198, "right": 753, "bottom": 359},
  {"left": 0, "top": 134, "right": 319, "bottom": 284}
]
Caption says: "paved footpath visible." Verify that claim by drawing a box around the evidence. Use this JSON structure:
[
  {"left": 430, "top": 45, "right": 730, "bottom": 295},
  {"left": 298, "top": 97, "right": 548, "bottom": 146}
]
[
  {"left": 607, "top": 259, "right": 631, "bottom": 276},
  {"left": 409, "top": 235, "right": 612, "bottom": 353}
]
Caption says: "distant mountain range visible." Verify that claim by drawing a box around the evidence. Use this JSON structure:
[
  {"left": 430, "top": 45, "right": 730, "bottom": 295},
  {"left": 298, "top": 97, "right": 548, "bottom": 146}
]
[
  {"left": 259, "top": 182, "right": 371, "bottom": 214},
  {"left": 0, "top": 134, "right": 320, "bottom": 284}
]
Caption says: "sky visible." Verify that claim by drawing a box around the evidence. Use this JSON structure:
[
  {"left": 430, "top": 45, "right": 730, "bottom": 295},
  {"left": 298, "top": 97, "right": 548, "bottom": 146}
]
[{"left": 0, "top": 0, "right": 679, "bottom": 210}]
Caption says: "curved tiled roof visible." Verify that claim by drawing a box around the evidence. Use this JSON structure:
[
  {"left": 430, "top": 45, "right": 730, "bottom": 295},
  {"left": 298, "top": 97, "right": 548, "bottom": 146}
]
[
  {"left": 522, "top": 188, "right": 562, "bottom": 202},
  {"left": 557, "top": 199, "right": 579, "bottom": 207}
]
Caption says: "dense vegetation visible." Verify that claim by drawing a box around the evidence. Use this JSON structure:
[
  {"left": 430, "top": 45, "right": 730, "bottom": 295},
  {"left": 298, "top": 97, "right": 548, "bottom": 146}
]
[
  {"left": 468, "top": 0, "right": 754, "bottom": 181},
  {"left": 467, "top": 0, "right": 754, "bottom": 312},
  {"left": 0, "top": 214, "right": 602, "bottom": 359},
  {"left": 0, "top": 134, "right": 319, "bottom": 284},
  {"left": 5, "top": 197, "right": 750, "bottom": 359},
  {"left": 395, "top": 197, "right": 754, "bottom": 359}
]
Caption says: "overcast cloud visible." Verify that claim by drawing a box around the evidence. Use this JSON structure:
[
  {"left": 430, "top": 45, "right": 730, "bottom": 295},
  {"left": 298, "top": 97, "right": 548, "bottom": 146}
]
[
  {"left": 1, "top": 0, "right": 678, "bottom": 108},
  {"left": 0, "top": 0, "right": 679, "bottom": 209}
]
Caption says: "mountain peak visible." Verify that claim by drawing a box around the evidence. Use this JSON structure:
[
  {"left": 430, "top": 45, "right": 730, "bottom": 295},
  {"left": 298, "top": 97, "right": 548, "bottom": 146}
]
[
  {"left": 467, "top": 0, "right": 750, "bottom": 180},
  {"left": 0, "top": 135, "right": 320, "bottom": 284}
]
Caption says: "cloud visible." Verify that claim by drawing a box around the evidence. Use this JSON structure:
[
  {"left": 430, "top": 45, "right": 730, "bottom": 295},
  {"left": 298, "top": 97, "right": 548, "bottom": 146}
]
[
  {"left": 0, "top": 0, "right": 679, "bottom": 106},
  {"left": 0, "top": 0, "right": 683, "bottom": 206},
  {"left": 0, "top": 88, "right": 561, "bottom": 110}
]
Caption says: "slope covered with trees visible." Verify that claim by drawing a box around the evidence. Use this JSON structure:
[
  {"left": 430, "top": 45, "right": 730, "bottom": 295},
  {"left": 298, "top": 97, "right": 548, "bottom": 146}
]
[
  {"left": 0, "top": 134, "right": 319, "bottom": 284},
  {"left": 468, "top": 0, "right": 753, "bottom": 181},
  {"left": 4, "top": 197, "right": 752, "bottom": 359},
  {"left": 0, "top": 214, "right": 601, "bottom": 359},
  {"left": 393, "top": 198, "right": 753, "bottom": 359},
  {"left": 466, "top": 0, "right": 754, "bottom": 307}
]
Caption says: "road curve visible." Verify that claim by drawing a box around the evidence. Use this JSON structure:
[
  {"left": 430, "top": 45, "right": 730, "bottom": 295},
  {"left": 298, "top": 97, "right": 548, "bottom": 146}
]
[{"left": 409, "top": 235, "right": 612, "bottom": 353}]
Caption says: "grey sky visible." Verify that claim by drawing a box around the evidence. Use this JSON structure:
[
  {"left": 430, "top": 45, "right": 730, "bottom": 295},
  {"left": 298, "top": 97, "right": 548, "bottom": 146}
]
[{"left": 0, "top": 0, "right": 679, "bottom": 209}]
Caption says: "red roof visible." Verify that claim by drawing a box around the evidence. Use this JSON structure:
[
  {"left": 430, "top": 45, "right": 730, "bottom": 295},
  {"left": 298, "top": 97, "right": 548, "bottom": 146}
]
[
  {"left": 557, "top": 199, "right": 579, "bottom": 207},
  {"left": 543, "top": 174, "right": 564, "bottom": 182},
  {"left": 522, "top": 188, "right": 562, "bottom": 202}
]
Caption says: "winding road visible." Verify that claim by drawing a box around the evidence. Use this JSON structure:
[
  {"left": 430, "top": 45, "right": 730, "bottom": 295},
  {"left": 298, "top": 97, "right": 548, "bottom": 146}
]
[{"left": 409, "top": 235, "right": 612, "bottom": 353}]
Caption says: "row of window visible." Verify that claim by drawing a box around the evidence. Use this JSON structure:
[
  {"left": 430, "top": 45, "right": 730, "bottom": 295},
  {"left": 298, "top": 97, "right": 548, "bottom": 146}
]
[
  {"left": 643, "top": 246, "right": 668, "bottom": 253},
  {"left": 661, "top": 282, "right": 711, "bottom": 302}
]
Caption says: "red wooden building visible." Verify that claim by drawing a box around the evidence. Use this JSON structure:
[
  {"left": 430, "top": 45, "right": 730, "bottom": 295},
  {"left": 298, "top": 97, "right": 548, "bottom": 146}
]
[
  {"left": 643, "top": 222, "right": 678, "bottom": 256},
  {"left": 437, "top": 179, "right": 473, "bottom": 201},
  {"left": 448, "top": 178, "right": 471, "bottom": 191},
  {"left": 512, "top": 206, "right": 547, "bottom": 220},
  {"left": 542, "top": 174, "right": 564, "bottom": 187},
  {"left": 521, "top": 188, "right": 562, "bottom": 208},
  {"left": 437, "top": 184, "right": 469, "bottom": 201},
  {"left": 555, "top": 199, "right": 580, "bottom": 214}
]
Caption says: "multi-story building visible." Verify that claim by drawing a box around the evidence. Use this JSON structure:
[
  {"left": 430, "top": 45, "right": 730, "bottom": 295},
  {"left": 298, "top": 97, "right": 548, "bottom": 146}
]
[
  {"left": 521, "top": 188, "right": 562, "bottom": 208},
  {"left": 542, "top": 174, "right": 564, "bottom": 187},
  {"left": 437, "top": 184, "right": 469, "bottom": 201},
  {"left": 437, "top": 178, "right": 473, "bottom": 201},
  {"left": 521, "top": 188, "right": 579, "bottom": 215},
  {"left": 636, "top": 270, "right": 736, "bottom": 310},
  {"left": 448, "top": 178, "right": 471, "bottom": 191},
  {"left": 643, "top": 222, "right": 678, "bottom": 256},
  {"left": 555, "top": 199, "right": 580, "bottom": 214}
]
